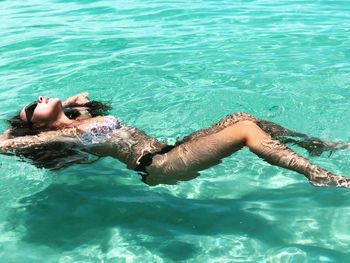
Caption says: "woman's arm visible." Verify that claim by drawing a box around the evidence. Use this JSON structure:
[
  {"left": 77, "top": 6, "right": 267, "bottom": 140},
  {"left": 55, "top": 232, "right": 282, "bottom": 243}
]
[
  {"left": 0, "top": 128, "right": 81, "bottom": 152},
  {"left": 0, "top": 128, "right": 101, "bottom": 170},
  {"left": 62, "top": 92, "right": 90, "bottom": 107}
]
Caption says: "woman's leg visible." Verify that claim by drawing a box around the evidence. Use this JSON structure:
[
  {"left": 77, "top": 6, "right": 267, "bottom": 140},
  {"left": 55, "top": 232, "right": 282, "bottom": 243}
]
[
  {"left": 178, "top": 112, "right": 349, "bottom": 157},
  {"left": 255, "top": 119, "right": 350, "bottom": 156},
  {"left": 147, "top": 120, "right": 350, "bottom": 188},
  {"left": 239, "top": 121, "right": 350, "bottom": 188}
]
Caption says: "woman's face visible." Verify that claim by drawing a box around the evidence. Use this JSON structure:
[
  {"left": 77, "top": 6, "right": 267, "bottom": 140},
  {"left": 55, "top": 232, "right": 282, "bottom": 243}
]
[{"left": 20, "top": 96, "right": 62, "bottom": 125}]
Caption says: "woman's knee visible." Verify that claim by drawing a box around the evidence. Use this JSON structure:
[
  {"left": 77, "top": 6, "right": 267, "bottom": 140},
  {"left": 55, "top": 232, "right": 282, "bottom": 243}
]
[
  {"left": 231, "top": 112, "right": 258, "bottom": 123},
  {"left": 217, "top": 112, "right": 258, "bottom": 128},
  {"left": 242, "top": 122, "right": 271, "bottom": 149},
  {"left": 225, "top": 120, "right": 257, "bottom": 140},
  {"left": 232, "top": 120, "right": 268, "bottom": 143},
  {"left": 235, "top": 120, "right": 259, "bottom": 130}
]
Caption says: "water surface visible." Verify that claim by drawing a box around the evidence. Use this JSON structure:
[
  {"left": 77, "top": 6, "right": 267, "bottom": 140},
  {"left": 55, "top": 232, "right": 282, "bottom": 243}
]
[{"left": 1, "top": 0, "right": 350, "bottom": 262}]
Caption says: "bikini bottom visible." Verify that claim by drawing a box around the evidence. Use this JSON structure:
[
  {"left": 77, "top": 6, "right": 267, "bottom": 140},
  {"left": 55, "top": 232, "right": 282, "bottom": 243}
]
[{"left": 134, "top": 145, "right": 176, "bottom": 182}]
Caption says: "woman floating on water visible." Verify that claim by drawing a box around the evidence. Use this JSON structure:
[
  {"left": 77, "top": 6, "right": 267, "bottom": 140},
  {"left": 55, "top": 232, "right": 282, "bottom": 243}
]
[{"left": 0, "top": 93, "right": 349, "bottom": 187}]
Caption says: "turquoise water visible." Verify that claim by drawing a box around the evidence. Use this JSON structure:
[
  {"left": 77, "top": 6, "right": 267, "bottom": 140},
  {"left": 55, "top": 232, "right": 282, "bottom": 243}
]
[{"left": 1, "top": 0, "right": 350, "bottom": 261}]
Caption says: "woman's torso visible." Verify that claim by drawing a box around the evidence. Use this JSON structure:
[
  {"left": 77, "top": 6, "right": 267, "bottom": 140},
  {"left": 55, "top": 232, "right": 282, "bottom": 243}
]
[{"left": 75, "top": 116, "right": 166, "bottom": 169}]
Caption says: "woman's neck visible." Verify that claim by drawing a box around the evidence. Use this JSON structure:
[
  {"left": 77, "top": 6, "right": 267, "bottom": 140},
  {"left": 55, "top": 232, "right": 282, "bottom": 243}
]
[{"left": 50, "top": 111, "right": 75, "bottom": 129}]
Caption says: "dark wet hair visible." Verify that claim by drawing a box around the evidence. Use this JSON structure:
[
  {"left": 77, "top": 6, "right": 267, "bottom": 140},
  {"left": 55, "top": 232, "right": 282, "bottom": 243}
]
[{"left": 7, "top": 100, "right": 112, "bottom": 137}]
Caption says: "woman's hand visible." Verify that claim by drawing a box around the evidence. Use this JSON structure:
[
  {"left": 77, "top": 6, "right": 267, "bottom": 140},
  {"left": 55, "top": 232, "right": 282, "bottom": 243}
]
[
  {"left": 0, "top": 129, "right": 12, "bottom": 142},
  {"left": 62, "top": 92, "right": 90, "bottom": 107}
]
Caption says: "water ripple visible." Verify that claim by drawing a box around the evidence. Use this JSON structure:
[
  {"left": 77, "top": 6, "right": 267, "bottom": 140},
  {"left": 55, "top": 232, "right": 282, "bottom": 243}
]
[{"left": 1, "top": 0, "right": 350, "bottom": 261}]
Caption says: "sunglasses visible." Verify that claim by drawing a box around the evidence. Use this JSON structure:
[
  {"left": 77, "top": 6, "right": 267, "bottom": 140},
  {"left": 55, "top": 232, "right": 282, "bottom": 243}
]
[{"left": 24, "top": 101, "right": 38, "bottom": 124}]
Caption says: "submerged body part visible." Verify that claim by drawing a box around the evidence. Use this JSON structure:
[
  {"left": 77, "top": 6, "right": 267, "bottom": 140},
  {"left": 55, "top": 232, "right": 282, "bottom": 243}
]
[{"left": 1, "top": 110, "right": 349, "bottom": 188}]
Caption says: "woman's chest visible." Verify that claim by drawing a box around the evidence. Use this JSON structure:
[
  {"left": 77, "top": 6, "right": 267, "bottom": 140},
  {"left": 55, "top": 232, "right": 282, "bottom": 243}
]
[{"left": 77, "top": 116, "right": 122, "bottom": 145}]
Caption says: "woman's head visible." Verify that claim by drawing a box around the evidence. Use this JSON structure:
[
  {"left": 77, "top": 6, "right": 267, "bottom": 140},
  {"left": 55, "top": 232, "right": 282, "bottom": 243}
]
[
  {"left": 19, "top": 96, "right": 64, "bottom": 126},
  {"left": 8, "top": 95, "right": 112, "bottom": 137}
]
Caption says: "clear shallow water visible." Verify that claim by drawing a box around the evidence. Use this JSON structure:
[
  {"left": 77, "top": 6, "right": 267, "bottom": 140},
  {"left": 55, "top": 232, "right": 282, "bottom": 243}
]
[{"left": 1, "top": 0, "right": 350, "bottom": 261}]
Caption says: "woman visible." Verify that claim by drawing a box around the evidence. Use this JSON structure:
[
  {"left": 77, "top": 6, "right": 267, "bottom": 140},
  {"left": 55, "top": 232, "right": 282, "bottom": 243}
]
[{"left": 1, "top": 93, "right": 349, "bottom": 187}]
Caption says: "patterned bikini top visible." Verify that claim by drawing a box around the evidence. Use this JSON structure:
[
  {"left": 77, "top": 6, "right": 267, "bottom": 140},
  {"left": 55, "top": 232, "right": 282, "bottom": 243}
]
[{"left": 79, "top": 116, "right": 122, "bottom": 145}]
